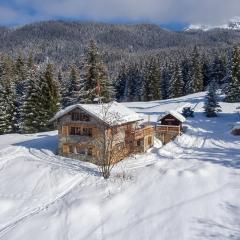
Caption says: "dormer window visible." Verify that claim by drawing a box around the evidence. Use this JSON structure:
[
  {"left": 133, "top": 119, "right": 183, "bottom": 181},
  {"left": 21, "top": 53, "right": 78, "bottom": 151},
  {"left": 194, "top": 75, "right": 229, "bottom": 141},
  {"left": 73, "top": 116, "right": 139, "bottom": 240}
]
[{"left": 71, "top": 112, "right": 90, "bottom": 121}]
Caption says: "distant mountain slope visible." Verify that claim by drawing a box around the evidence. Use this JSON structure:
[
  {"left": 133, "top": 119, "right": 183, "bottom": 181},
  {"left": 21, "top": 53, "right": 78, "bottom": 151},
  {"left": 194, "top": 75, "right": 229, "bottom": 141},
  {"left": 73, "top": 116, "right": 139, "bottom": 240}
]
[
  {"left": 186, "top": 17, "right": 240, "bottom": 31},
  {"left": 0, "top": 20, "right": 240, "bottom": 67}
]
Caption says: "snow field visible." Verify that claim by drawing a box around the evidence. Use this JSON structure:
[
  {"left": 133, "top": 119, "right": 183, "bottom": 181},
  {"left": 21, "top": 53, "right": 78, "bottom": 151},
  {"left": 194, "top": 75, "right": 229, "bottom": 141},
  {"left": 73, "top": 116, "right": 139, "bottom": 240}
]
[{"left": 0, "top": 92, "right": 239, "bottom": 239}]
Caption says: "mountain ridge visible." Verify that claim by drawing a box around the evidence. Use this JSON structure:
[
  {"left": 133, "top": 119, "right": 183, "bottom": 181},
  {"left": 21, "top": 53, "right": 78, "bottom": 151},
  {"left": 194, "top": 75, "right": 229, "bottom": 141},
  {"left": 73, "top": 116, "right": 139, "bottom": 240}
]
[
  {"left": 0, "top": 20, "right": 240, "bottom": 70},
  {"left": 186, "top": 17, "right": 240, "bottom": 31}
]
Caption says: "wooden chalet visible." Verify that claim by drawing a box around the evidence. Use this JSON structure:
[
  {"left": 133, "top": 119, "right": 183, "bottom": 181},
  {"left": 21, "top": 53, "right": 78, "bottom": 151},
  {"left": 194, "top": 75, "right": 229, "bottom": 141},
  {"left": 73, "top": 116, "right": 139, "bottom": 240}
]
[
  {"left": 51, "top": 101, "right": 154, "bottom": 164},
  {"left": 156, "top": 111, "right": 186, "bottom": 144}
]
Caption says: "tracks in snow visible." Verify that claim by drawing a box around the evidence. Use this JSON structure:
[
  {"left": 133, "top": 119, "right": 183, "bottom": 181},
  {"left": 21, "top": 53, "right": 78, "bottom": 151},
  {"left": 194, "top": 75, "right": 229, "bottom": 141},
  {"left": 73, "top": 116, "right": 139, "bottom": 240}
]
[
  {"left": 0, "top": 147, "right": 99, "bottom": 238},
  {"left": 0, "top": 172, "right": 90, "bottom": 238}
]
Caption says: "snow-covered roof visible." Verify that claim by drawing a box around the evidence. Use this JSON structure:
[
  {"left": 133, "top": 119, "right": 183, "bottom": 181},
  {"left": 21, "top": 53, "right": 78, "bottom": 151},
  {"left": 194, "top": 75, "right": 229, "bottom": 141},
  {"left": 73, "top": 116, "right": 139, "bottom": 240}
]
[
  {"left": 50, "top": 101, "right": 143, "bottom": 126},
  {"left": 159, "top": 110, "right": 186, "bottom": 123}
]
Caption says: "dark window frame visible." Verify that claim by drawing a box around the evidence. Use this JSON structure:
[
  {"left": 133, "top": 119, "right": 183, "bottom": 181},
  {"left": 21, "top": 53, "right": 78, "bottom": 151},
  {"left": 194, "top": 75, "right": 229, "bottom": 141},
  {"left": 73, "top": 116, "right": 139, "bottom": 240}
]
[
  {"left": 70, "top": 126, "right": 81, "bottom": 135},
  {"left": 71, "top": 112, "right": 90, "bottom": 122},
  {"left": 82, "top": 128, "right": 93, "bottom": 137}
]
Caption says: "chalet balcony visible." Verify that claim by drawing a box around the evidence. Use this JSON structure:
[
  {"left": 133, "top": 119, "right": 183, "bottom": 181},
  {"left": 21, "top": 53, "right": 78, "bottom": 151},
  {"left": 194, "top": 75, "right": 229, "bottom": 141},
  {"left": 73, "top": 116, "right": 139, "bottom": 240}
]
[
  {"left": 155, "top": 125, "right": 181, "bottom": 134},
  {"left": 125, "top": 125, "right": 154, "bottom": 141}
]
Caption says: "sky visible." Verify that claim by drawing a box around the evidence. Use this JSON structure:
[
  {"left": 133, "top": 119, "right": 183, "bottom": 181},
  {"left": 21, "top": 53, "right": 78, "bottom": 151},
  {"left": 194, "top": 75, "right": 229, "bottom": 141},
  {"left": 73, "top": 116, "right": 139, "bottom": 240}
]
[{"left": 0, "top": 0, "right": 240, "bottom": 30}]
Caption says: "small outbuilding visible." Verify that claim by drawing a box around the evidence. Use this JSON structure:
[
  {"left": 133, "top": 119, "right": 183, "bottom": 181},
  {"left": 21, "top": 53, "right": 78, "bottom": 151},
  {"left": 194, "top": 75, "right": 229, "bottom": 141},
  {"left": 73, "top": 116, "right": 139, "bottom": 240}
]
[
  {"left": 158, "top": 110, "right": 186, "bottom": 130},
  {"left": 156, "top": 111, "right": 186, "bottom": 144}
]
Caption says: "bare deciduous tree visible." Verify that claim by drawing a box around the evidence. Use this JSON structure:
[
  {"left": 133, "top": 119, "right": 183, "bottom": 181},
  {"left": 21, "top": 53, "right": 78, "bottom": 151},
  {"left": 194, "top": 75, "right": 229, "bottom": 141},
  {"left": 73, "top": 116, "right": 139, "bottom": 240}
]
[{"left": 92, "top": 101, "right": 124, "bottom": 179}]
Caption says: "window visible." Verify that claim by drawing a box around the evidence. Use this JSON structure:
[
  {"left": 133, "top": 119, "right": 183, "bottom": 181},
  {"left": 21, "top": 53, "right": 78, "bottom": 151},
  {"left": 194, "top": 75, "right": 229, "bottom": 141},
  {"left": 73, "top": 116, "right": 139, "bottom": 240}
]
[
  {"left": 70, "top": 127, "right": 81, "bottom": 135},
  {"left": 70, "top": 127, "right": 92, "bottom": 137},
  {"left": 71, "top": 112, "right": 90, "bottom": 122},
  {"left": 83, "top": 128, "right": 92, "bottom": 137},
  {"left": 137, "top": 140, "right": 142, "bottom": 146}
]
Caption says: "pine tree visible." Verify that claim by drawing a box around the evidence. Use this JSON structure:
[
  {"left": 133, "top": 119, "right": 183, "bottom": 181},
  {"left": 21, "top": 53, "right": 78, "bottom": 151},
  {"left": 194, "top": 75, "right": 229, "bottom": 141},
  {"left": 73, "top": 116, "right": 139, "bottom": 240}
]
[
  {"left": 204, "top": 81, "right": 221, "bottom": 117},
  {"left": 161, "top": 64, "right": 172, "bottom": 99},
  {"left": 82, "top": 40, "right": 114, "bottom": 103},
  {"left": 5, "top": 83, "right": 18, "bottom": 133},
  {"left": 144, "top": 58, "right": 161, "bottom": 101},
  {"left": 115, "top": 64, "right": 128, "bottom": 101},
  {"left": 170, "top": 63, "right": 184, "bottom": 98},
  {"left": 20, "top": 66, "right": 42, "bottom": 133},
  {"left": 225, "top": 46, "right": 240, "bottom": 102},
  {"left": 210, "top": 55, "right": 227, "bottom": 85},
  {"left": 191, "top": 46, "right": 204, "bottom": 93},
  {"left": 0, "top": 56, "right": 18, "bottom": 133},
  {"left": 0, "top": 83, "right": 7, "bottom": 134},
  {"left": 15, "top": 54, "right": 26, "bottom": 98},
  {"left": 202, "top": 57, "right": 212, "bottom": 88},
  {"left": 0, "top": 83, "right": 18, "bottom": 134},
  {"left": 64, "top": 66, "right": 84, "bottom": 106},
  {"left": 38, "top": 64, "right": 60, "bottom": 131},
  {"left": 182, "top": 58, "right": 193, "bottom": 95}
]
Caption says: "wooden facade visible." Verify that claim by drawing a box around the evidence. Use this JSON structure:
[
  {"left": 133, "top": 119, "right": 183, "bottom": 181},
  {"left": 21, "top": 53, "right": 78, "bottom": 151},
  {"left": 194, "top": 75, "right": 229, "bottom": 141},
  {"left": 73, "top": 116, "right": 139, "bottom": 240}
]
[
  {"left": 156, "top": 113, "right": 185, "bottom": 144},
  {"left": 160, "top": 114, "right": 183, "bottom": 129},
  {"left": 55, "top": 107, "right": 154, "bottom": 165}
]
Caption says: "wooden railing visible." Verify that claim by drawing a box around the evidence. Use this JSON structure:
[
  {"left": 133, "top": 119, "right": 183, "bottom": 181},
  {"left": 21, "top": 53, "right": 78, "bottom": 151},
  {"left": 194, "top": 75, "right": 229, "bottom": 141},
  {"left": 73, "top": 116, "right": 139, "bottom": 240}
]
[
  {"left": 125, "top": 126, "right": 154, "bottom": 141},
  {"left": 155, "top": 125, "right": 181, "bottom": 134}
]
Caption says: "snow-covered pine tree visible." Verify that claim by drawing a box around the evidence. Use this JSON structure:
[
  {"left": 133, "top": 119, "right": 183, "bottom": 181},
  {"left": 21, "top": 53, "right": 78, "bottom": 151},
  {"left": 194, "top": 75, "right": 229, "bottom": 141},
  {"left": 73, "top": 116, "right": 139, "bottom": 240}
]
[
  {"left": 144, "top": 58, "right": 161, "bottom": 101},
  {"left": 181, "top": 58, "right": 193, "bottom": 95},
  {"left": 57, "top": 69, "right": 64, "bottom": 108},
  {"left": 0, "top": 84, "right": 18, "bottom": 134},
  {"left": 0, "top": 56, "right": 18, "bottom": 133},
  {"left": 225, "top": 45, "right": 240, "bottom": 102},
  {"left": 115, "top": 64, "right": 129, "bottom": 101},
  {"left": 170, "top": 63, "right": 184, "bottom": 98},
  {"left": 161, "top": 63, "right": 173, "bottom": 99},
  {"left": 116, "top": 62, "right": 144, "bottom": 102},
  {"left": 4, "top": 83, "right": 18, "bottom": 133},
  {"left": 64, "top": 66, "right": 84, "bottom": 106},
  {"left": 38, "top": 63, "right": 60, "bottom": 131},
  {"left": 14, "top": 55, "right": 30, "bottom": 131},
  {"left": 20, "top": 65, "right": 42, "bottom": 133},
  {"left": 15, "top": 55, "right": 27, "bottom": 101},
  {"left": 210, "top": 55, "right": 227, "bottom": 86},
  {"left": 0, "top": 83, "right": 7, "bottom": 134},
  {"left": 191, "top": 46, "right": 204, "bottom": 93},
  {"left": 82, "top": 40, "right": 114, "bottom": 103},
  {"left": 204, "top": 80, "right": 221, "bottom": 117}
]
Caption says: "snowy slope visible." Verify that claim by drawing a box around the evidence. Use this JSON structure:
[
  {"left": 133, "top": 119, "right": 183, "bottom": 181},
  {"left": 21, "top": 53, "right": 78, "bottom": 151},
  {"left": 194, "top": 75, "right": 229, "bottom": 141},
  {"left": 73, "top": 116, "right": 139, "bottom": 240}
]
[
  {"left": 186, "top": 17, "right": 240, "bottom": 31},
  {"left": 0, "top": 92, "right": 239, "bottom": 240}
]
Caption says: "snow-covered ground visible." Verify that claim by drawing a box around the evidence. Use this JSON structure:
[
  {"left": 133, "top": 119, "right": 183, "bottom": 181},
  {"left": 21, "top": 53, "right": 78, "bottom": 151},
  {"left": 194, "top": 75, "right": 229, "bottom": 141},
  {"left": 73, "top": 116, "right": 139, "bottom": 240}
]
[{"left": 0, "top": 92, "right": 239, "bottom": 240}]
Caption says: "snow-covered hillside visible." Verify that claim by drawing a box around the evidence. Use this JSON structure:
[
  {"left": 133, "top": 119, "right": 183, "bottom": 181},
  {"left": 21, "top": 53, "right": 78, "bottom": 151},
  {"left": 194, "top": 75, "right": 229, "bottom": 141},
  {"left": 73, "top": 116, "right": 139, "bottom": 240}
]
[
  {"left": 0, "top": 92, "right": 239, "bottom": 240},
  {"left": 186, "top": 17, "right": 240, "bottom": 31}
]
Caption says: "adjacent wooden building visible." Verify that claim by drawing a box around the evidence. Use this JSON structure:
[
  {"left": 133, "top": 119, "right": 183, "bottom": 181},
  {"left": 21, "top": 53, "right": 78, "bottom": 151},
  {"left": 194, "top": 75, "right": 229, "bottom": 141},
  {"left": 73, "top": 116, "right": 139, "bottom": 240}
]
[
  {"left": 156, "top": 111, "right": 186, "bottom": 144},
  {"left": 51, "top": 101, "right": 154, "bottom": 165}
]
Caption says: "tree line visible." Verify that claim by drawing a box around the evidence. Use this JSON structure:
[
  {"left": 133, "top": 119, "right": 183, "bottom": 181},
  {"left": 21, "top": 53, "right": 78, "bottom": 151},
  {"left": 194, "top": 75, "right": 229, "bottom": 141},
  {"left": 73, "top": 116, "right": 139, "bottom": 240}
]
[
  {"left": 0, "top": 40, "right": 114, "bottom": 134},
  {"left": 0, "top": 41, "right": 240, "bottom": 134},
  {"left": 115, "top": 46, "right": 230, "bottom": 102}
]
